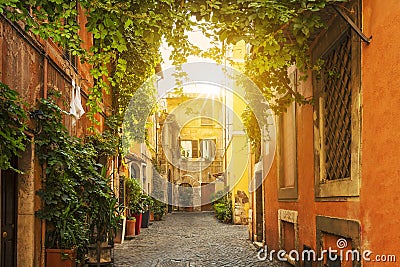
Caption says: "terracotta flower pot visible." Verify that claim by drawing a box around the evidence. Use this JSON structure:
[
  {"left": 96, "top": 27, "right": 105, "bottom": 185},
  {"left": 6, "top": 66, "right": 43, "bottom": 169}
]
[
  {"left": 114, "top": 217, "right": 126, "bottom": 244},
  {"left": 125, "top": 219, "right": 136, "bottom": 237},
  {"left": 46, "top": 248, "right": 76, "bottom": 267},
  {"left": 150, "top": 211, "right": 155, "bottom": 221},
  {"left": 154, "top": 213, "right": 162, "bottom": 221}
]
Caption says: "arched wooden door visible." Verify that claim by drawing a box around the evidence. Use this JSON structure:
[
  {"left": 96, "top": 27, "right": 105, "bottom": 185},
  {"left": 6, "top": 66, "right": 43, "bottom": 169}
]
[{"left": 179, "top": 183, "right": 193, "bottom": 211}]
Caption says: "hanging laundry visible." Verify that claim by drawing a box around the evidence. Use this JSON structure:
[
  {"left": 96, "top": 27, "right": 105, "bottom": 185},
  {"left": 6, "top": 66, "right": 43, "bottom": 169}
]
[
  {"left": 70, "top": 79, "right": 77, "bottom": 125},
  {"left": 69, "top": 79, "right": 85, "bottom": 126},
  {"left": 74, "top": 85, "right": 85, "bottom": 118}
]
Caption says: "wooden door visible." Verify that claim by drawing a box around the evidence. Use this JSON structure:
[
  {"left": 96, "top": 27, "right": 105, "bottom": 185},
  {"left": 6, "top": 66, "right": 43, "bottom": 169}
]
[
  {"left": 1, "top": 165, "right": 17, "bottom": 267},
  {"left": 254, "top": 172, "right": 263, "bottom": 242},
  {"left": 201, "top": 183, "right": 215, "bottom": 211}
]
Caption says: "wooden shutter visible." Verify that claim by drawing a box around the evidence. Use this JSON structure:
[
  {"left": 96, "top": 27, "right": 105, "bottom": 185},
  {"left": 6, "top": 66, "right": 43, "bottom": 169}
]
[{"left": 191, "top": 140, "right": 198, "bottom": 158}]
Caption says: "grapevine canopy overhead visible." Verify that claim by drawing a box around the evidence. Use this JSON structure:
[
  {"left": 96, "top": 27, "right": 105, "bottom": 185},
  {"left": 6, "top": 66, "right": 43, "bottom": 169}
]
[{"left": 1, "top": 0, "right": 347, "bottom": 119}]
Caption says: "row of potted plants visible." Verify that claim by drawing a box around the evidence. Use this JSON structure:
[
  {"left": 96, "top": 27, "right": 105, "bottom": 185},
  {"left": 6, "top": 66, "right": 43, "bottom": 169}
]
[
  {"left": 34, "top": 95, "right": 167, "bottom": 266},
  {"left": 124, "top": 177, "right": 166, "bottom": 237},
  {"left": 34, "top": 95, "right": 123, "bottom": 267}
]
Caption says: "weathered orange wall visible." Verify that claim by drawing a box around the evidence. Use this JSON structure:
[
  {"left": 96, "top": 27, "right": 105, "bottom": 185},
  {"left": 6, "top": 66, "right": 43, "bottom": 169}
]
[
  {"left": 0, "top": 7, "right": 110, "bottom": 266},
  {"left": 360, "top": 0, "right": 400, "bottom": 261},
  {"left": 261, "top": 1, "right": 400, "bottom": 266}
]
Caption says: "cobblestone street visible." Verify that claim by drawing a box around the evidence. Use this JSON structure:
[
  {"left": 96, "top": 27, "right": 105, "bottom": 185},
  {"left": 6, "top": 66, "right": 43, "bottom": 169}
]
[{"left": 114, "top": 212, "right": 282, "bottom": 267}]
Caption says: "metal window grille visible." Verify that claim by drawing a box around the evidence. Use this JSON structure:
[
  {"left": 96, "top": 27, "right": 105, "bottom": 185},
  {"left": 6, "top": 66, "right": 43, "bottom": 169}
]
[{"left": 322, "top": 29, "right": 352, "bottom": 181}]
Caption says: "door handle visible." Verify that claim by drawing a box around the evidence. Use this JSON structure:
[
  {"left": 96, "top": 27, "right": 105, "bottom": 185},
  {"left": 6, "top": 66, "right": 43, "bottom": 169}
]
[{"left": 2, "top": 231, "right": 7, "bottom": 238}]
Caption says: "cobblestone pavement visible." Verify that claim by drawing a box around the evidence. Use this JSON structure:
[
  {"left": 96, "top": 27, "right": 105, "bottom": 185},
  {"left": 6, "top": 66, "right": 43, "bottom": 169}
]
[{"left": 114, "top": 212, "right": 282, "bottom": 267}]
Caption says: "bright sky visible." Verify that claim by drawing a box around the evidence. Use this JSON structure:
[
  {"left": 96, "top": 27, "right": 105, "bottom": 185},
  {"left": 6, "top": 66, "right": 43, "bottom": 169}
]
[{"left": 160, "top": 25, "right": 219, "bottom": 70}]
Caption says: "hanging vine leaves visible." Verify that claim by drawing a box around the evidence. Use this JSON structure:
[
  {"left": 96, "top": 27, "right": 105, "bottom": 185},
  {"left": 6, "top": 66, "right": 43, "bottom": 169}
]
[
  {"left": 0, "top": 82, "right": 27, "bottom": 172},
  {"left": 1, "top": 0, "right": 346, "bottom": 128}
]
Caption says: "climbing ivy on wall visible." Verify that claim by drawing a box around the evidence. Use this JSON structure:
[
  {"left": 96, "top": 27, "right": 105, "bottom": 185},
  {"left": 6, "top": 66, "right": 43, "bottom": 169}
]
[
  {"left": 1, "top": 0, "right": 346, "bottom": 129},
  {"left": 0, "top": 82, "right": 27, "bottom": 172}
]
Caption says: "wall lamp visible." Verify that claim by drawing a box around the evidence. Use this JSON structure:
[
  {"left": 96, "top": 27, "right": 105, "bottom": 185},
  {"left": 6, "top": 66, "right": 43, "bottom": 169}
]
[{"left": 29, "top": 109, "right": 45, "bottom": 134}]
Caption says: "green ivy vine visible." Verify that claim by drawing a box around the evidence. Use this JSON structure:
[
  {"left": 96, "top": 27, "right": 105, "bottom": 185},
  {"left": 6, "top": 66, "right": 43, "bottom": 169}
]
[
  {"left": 34, "top": 93, "right": 121, "bottom": 256},
  {"left": 2, "top": 0, "right": 347, "bottom": 148},
  {"left": 0, "top": 81, "right": 27, "bottom": 172}
]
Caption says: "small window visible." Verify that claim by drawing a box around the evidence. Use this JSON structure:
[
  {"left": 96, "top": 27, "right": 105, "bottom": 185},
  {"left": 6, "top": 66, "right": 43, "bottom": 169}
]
[
  {"left": 180, "top": 140, "right": 198, "bottom": 158},
  {"left": 130, "top": 164, "right": 138, "bottom": 179},
  {"left": 322, "top": 29, "right": 352, "bottom": 181},
  {"left": 199, "top": 139, "right": 216, "bottom": 160},
  {"left": 277, "top": 68, "right": 298, "bottom": 200}
]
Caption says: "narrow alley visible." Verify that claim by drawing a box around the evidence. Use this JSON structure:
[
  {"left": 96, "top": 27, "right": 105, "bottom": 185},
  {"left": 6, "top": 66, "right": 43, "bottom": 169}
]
[
  {"left": 114, "top": 212, "right": 281, "bottom": 267},
  {"left": 2, "top": 1, "right": 400, "bottom": 267}
]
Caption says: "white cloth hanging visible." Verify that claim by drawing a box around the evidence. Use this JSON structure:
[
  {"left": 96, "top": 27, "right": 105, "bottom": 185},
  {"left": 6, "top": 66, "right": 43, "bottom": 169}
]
[
  {"left": 74, "top": 85, "right": 85, "bottom": 118},
  {"left": 69, "top": 80, "right": 77, "bottom": 124},
  {"left": 69, "top": 79, "right": 85, "bottom": 126}
]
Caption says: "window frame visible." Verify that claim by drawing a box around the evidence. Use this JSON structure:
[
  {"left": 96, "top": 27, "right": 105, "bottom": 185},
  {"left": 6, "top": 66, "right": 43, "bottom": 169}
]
[
  {"left": 180, "top": 139, "right": 199, "bottom": 159},
  {"left": 277, "top": 67, "right": 298, "bottom": 201},
  {"left": 312, "top": 0, "right": 361, "bottom": 200}
]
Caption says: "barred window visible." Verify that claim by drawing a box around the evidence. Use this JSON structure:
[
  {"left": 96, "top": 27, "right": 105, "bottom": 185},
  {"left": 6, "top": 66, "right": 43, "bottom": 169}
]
[
  {"left": 313, "top": 0, "right": 361, "bottom": 198},
  {"left": 322, "top": 29, "right": 352, "bottom": 181}
]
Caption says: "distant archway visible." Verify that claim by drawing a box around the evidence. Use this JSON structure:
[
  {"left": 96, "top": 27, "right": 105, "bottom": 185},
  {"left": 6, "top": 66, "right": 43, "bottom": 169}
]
[{"left": 178, "top": 182, "right": 193, "bottom": 211}]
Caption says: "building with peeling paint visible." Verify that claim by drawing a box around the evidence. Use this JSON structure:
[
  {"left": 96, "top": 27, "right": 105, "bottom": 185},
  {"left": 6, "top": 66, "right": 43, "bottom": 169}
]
[{"left": 0, "top": 8, "right": 114, "bottom": 266}]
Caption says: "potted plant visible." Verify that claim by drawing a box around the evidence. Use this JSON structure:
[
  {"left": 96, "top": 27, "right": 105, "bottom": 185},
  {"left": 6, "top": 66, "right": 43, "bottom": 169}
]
[
  {"left": 125, "top": 216, "right": 136, "bottom": 237},
  {"left": 114, "top": 215, "right": 126, "bottom": 244},
  {"left": 140, "top": 194, "right": 154, "bottom": 228},
  {"left": 150, "top": 198, "right": 167, "bottom": 221},
  {"left": 86, "top": 167, "right": 123, "bottom": 266},
  {"left": 125, "top": 177, "right": 144, "bottom": 235},
  {"left": 39, "top": 202, "right": 85, "bottom": 267},
  {"left": 34, "top": 97, "right": 89, "bottom": 266},
  {"left": 36, "top": 179, "right": 87, "bottom": 267}
]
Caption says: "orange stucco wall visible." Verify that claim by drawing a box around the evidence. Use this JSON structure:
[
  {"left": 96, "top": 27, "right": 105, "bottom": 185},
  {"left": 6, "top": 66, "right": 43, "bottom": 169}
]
[
  {"left": 260, "top": 1, "right": 400, "bottom": 266},
  {"left": 360, "top": 0, "right": 400, "bottom": 260}
]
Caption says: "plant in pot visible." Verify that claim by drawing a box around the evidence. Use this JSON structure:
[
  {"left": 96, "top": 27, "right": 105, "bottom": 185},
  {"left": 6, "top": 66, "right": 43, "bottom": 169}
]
[
  {"left": 35, "top": 153, "right": 88, "bottom": 267},
  {"left": 125, "top": 177, "right": 144, "bottom": 235},
  {"left": 125, "top": 216, "right": 136, "bottom": 237},
  {"left": 86, "top": 167, "right": 123, "bottom": 265},
  {"left": 35, "top": 97, "right": 89, "bottom": 266},
  {"left": 150, "top": 198, "right": 167, "bottom": 221},
  {"left": 36, "top": 199, "right": 87, "bottom": 267},
  {"left": 140, "top": 194, "right": 154, "bottom": 228}
]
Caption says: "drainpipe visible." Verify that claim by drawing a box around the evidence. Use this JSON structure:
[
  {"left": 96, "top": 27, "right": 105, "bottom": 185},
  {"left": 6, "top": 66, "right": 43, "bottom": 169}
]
[
  {"left": 43, "top": 56, "right": 48, "bottom": 99},
  {"left": 40, "top": 48, "right": 48, "bottom": 267}
]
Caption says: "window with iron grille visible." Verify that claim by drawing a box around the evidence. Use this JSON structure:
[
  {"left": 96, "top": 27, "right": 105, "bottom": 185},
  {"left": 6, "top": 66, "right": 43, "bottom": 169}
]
[
  {"left": 313, "top": 0, "right": 361, "bottom": 199},
  {"left": 322, "top": 29, "right": 352, "bottom": 181}
]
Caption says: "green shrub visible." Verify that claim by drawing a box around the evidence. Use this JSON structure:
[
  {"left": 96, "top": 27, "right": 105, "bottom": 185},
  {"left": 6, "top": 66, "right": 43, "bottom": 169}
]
[{"left": 211, "top": 190, "right": 232, "bottom": 224}]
